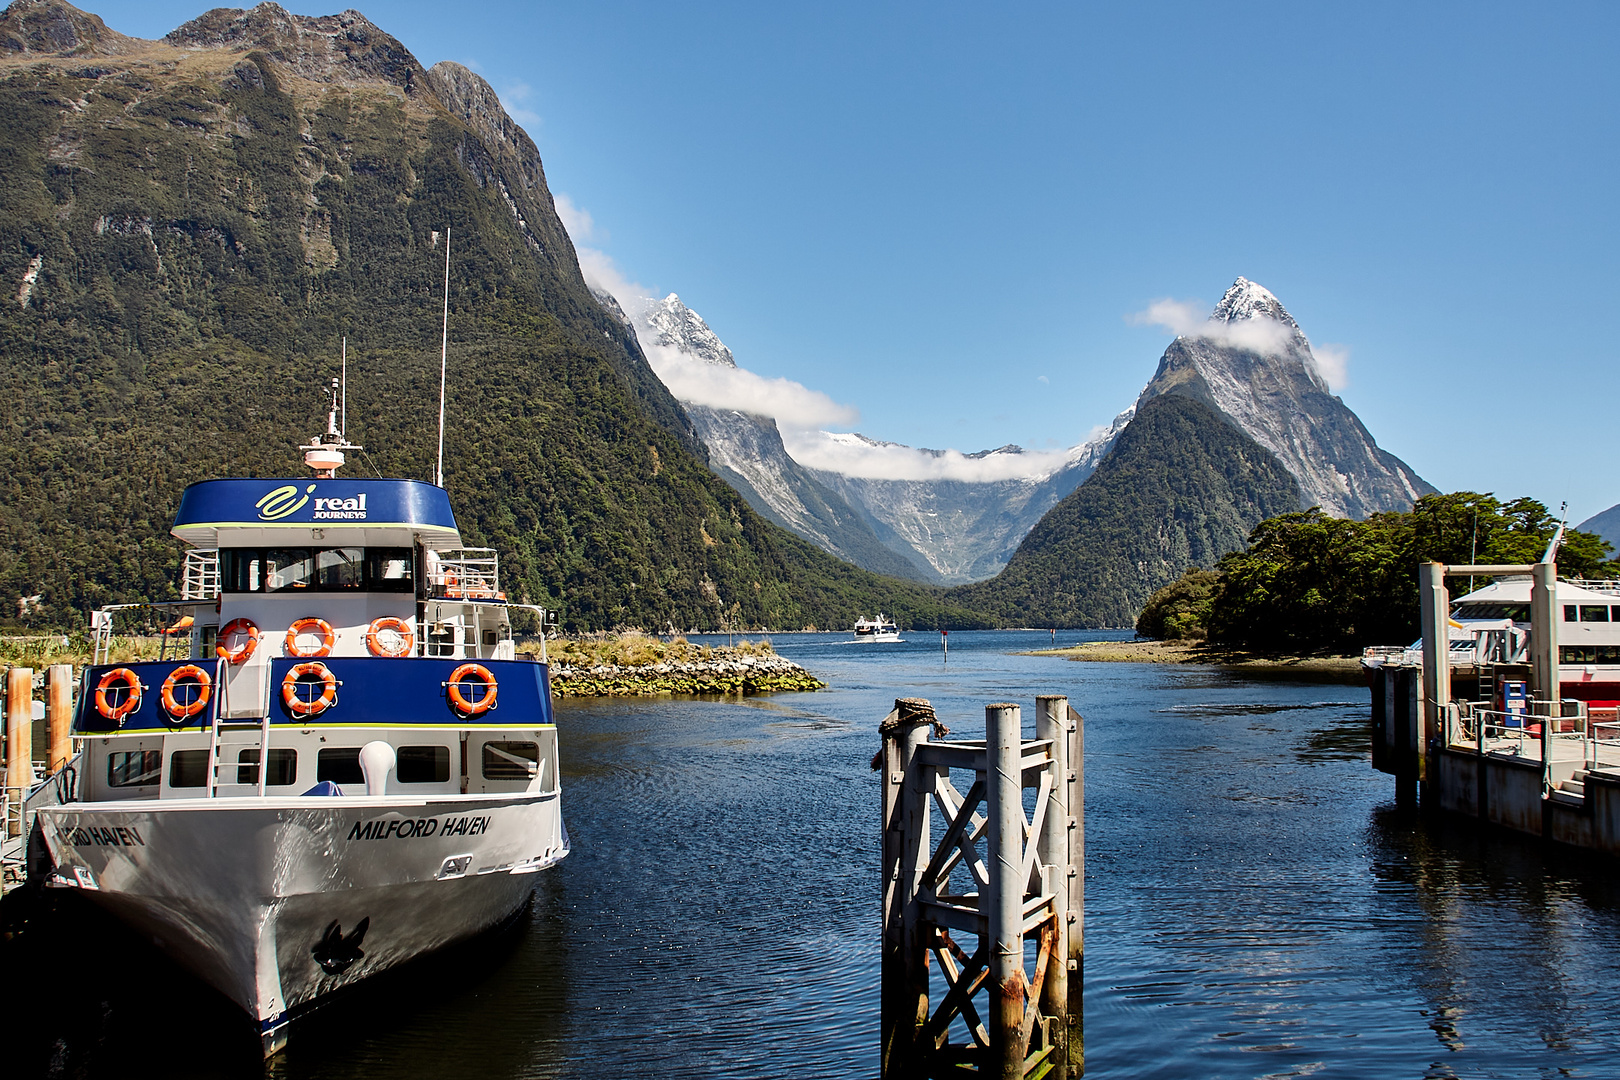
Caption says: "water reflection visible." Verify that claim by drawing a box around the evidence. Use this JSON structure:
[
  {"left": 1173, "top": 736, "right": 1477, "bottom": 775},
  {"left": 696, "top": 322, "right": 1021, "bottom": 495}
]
[{"left": 7, "top": 631, "right": 1620, "bottom": 1078}]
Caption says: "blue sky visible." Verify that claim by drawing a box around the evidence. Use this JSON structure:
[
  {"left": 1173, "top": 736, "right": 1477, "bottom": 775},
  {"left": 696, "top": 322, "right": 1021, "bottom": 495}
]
[{"left": 87, "top": 1, "right": 1620, "bottom": 522}]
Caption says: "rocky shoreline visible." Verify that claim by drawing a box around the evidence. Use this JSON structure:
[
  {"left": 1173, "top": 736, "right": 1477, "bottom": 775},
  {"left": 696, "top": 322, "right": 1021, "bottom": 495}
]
[{"left": 546, "top": 650, "right": 825, "bottom": 697}]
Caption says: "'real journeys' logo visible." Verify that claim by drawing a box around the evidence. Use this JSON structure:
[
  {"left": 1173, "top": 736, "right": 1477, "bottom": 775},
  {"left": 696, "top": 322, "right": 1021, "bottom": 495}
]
[{"left": 256, "top": 484, "right": 369, "bottom": 522}]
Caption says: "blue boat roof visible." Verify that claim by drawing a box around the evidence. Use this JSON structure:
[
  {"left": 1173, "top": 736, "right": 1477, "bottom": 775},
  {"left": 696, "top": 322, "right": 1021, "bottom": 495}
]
[{"left": 171, "top": 479, "right": 461, "bottom": 548}]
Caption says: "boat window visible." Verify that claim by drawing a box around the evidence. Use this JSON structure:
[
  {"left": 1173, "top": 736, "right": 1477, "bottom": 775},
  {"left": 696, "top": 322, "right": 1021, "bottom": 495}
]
[
  {"left": 1452, "top": 603, "right": 1530, "bottom": 621},
  {"left": 107, "top": 749, "right": 161, "bottom": 788},
  {"left": 316, "top": 548, "right": 365, "bottom": 590},
  {"left": 317, "top": 748, "right": 365, "bottom": 785},
  {"left": 169, "top": 750, "right": 208, "bottom": 788},
  {"left": 1562, "top": 645, "right": 1620, "bottom": 664},
  {"left": 482, "top": 741, "right": 539, "bottom": 781},
  {"left": 267, "top": 549, "right": 317, "bottom": 591},
  {"left": 1565, "top": 605, "right": 1578, "bottom": 621},
  {"left": 366, "top": 548, "right": 415, "bottom": 593},
  {"left": 1581, "top": 605, "right": 1610, "bottom": 622},
  {"left": 397, "top": 745, "right": 450, "bottom": 784},
  {"left": 217, "top": 548, "right": 416, "bottom": 592},
  {"left": 220, "top": 550, "right": 263, "bottom": 593},
  {"left": 237, "top": 748, "right": 298, "bottom": 786}
]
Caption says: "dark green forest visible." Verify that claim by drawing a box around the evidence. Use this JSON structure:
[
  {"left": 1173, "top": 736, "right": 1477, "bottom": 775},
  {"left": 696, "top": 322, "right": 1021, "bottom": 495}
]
[
  {"left": 0, "top": 20, "right": 989, "bottom": 632},
  {"left": 1137, "top": 493, "right": 1618, "bottom": 652}
]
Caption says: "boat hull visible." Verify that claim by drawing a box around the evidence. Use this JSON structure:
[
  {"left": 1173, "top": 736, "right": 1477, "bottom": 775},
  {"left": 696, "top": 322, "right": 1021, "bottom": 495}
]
[{"left": 35, "top": 792, "right": 566, "bottom": 1051}]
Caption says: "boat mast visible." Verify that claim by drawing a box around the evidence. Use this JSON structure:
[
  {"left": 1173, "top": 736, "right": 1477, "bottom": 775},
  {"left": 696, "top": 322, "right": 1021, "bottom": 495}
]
[{"left": 436, "top": 227, "right": 450, "bottom": 488}]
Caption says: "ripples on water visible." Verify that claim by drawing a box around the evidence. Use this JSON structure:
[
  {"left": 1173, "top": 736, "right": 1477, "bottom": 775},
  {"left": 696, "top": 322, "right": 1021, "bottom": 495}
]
[{"left": 12, "top": 631, "right": 1620, "bottom": 1078}]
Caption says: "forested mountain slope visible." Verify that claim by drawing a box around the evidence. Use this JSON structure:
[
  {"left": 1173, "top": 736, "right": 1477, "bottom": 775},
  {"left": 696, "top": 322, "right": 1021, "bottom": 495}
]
[
  {"left": 949, "top": 393, "right": 1303, "bottom": 626},
  {"left": 0, "top": 1, "right": 985, "bottom": 632}
]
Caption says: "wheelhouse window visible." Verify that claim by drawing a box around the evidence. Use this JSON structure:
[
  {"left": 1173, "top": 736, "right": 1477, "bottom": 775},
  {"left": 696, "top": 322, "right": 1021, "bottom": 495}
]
[
  {"left": 220, "top": 548, "right": 414, "bottom": 593},
  {"left": 397, "top": 745, "right": 450, "bottom": 784},
  {"left": 107, "top": 749, "right": 161, "bottom": 788},
  {"left": 1581, "top": 605, "right": 1611, "bottom": 622},
  {"left": 1565, "top": 605, "right": 1579, "bottom": 621},
  {"left": 237, "top": 748, "right": 298, "bottom": 786},
  {"left": 482, "top": 741, "right": 539, "bottom": 781}
]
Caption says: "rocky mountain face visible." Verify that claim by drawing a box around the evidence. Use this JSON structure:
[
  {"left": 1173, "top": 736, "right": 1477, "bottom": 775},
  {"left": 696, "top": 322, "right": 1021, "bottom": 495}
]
[
  {"left": 1138, "top": 277, "right": 1432, "bottom": 519},
  {"left": 949, "top": 393, "right": 1304, "bottom": 626},
  {"left": 602, "top": 292, "right": 929, "bottom": 581},
  {"left": 0, "top": 1, "right": 988, "bottom": 632}
]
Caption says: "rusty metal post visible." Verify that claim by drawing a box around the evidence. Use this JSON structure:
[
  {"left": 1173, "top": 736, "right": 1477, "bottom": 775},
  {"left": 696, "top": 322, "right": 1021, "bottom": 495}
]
[
  {"left": 1036, "top": 696, "right": 1074, "bottom": 1076},
  {"left": 985, "top": 702, "right": 1027, "bottom": 1079},
  {"left": 882, "top": 697, "right": 935, "bottom": 1077},
  {"left": 1066, "top": 705, "right": 1085, "bottom": 1074},
  {"left": 6, "top": 667, "right": 33, "bottom": 835},
  {"left": 46, "top": 663, "right": 75, "bottom": 774}
]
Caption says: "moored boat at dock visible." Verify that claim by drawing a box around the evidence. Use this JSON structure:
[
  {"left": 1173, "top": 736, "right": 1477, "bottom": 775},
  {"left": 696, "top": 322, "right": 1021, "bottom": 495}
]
[{"left": 27, "top": 410, "right": 567, "bottom": 1056}]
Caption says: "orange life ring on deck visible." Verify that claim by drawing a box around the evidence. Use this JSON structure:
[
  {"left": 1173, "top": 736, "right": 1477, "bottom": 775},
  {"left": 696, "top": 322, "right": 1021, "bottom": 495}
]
[
  {"left": 366, "top": 616, "right": 415, "bottom": 658},
  {"left": 285, "top": 617, "right": 335, "bottom": 658},
  {"left": 160, "top": 664, "right": 212, "bottom": 720},
  {"left": 282, "top": 662, "right": 338, "bottom": 717},
  {"left": 94, "top": 667, "right": 143, "bottom": 724},
  {"left": 216, "top": 618, "right": 260, "bottom": 665},
  {"left": 446, "top": 663, "right": 498, "bottom": 716}
]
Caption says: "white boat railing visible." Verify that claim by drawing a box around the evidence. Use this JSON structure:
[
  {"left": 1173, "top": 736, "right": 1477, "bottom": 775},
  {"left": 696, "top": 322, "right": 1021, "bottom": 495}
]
[
  {"left": 182, "top": 549, "right": 220, "bottom": 601},
  {"left": 430, "top": 548, "right": 501, "bottom": 600}
]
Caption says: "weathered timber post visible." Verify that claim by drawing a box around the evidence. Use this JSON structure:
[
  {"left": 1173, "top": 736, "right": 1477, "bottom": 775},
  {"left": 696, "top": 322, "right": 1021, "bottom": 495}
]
[
  {"left": 1037, "top": 696, "right": 1084, "bottom": 1077},
  {"left": 46, "top": 664, "right": 74, "bottom": 775},
  {"left": 881, "top": 694, "right": 1079, "bottom": 1079},
  {"left": 882, "top": 697, "right": 937, "bottom": 1077},
  {"left": 6, "top": 667, "right": 33, "bottom": 836},
  {"left": 985, "top": 702, "right": 1027, "bottom": 1079},
  {"left": 1418, "top": 562, "right": 1450, "bottom": 806}
]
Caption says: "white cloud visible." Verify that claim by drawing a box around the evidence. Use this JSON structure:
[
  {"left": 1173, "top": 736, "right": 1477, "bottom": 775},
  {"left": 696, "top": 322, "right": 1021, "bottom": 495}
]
[
  {"left": 497, "top": 82, "right": 542, "bottom": 131},
  {"left": 642, "top": 343, "right": 858, "bottom": 429},
  {"left": 1312, "top": 343, "right": 1350, "bottom": 391},
  {"left": 553, "top": 193, "right": 594, "bottom": 241},
  {"left": 1128, "top": 296, "right": 1294, "bottom": 355},
  {"left": 780, "top": 430, "right": 1079, "bottom": 482}
]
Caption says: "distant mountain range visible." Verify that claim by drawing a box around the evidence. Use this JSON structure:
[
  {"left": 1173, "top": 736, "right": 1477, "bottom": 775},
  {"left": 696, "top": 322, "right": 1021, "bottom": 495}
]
[
  {"left": 1578, "top": 504, "right": 1620, "bottom": 554},
  {"left": 601, "top": 277, "right": 1434, "bottom": 600}
]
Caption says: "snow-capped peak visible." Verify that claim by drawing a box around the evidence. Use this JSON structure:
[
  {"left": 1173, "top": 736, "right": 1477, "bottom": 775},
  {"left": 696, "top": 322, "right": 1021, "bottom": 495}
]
[
  {"left": 1209, "top": 276, "right": 1298, "bottom": 330},
  {"left": 638, "top": 293, "right": 735, "bottom": 368}
]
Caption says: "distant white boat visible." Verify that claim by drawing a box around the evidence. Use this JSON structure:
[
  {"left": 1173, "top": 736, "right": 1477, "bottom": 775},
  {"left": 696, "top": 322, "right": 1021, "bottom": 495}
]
[{"left": 853, "top": 614, "right": 901, "bottom": 643}]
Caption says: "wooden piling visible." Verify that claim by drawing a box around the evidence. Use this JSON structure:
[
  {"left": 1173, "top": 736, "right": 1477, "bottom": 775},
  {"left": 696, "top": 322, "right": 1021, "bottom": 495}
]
[
  {"left": 881, "top": 694, "right": 1083, "bottom": 1079},
  {"left": 46, "top": 664, "right": 74, "bottom": 774},
  {"left": 6, "top": 667, "right": 33, "bottom": 835},
  {"left": 881, "top": 697, "right": 937, "bottom": 1077},
  {"left": 985, "top": 703, "right": 1028, "bottom": 1079}
]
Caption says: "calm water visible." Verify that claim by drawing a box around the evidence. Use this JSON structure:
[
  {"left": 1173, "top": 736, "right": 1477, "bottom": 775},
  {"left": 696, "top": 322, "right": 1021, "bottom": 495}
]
[{"left": 12, "top": 630, "right": 1620, "bottom": 1078}]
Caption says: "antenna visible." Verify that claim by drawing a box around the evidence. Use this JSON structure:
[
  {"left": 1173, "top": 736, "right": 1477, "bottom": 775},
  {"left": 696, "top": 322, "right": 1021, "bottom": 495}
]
[
  {"left": 436, "top": 226, "right": 450, "bottom": 488},
  {"left": 340, "top": 336, "right": 347, "bottom": 439}
]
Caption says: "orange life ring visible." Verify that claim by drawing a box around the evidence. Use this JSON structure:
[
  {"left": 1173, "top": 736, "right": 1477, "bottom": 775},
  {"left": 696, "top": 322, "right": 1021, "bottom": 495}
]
[
  {"left": 160, "top": 664, "right": 212, "bottom": 720},
  {"left": 216, "top": 618, "right": 260, "bottom": 664},
  {"left": 446, "top": 663, "right": 497, "bottom": 715},
  {"left": 365, "top": 616, "right": 415, "bottom": 658},
  {"left": 282, "top": 662, "right": 338, "bottom": 717},
  {"left": 94, "top": 667, "right": 143, "bottom": 723},
  {"left": 285, "top": 617, "right": 335, "bottom": 658}
]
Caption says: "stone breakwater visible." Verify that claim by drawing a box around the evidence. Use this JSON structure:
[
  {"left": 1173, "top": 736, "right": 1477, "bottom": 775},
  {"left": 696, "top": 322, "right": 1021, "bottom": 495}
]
[{"left": 548, "top": 651, "right": 825, "bottom": 697}]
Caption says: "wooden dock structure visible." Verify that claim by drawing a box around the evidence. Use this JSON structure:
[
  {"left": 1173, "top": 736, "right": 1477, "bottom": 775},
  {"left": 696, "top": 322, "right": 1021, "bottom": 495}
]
[{"left": 880, "top": 695, "right": 1083, "bottom": 1078}]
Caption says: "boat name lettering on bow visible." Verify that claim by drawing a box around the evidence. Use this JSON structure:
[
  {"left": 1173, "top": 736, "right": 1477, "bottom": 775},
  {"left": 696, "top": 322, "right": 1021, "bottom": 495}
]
[
  {"left": 346, "top": 814, "right": 490, "bottom": 841},
  {"left": 70, "top": 825, "right": 146, "bottom": 847}
]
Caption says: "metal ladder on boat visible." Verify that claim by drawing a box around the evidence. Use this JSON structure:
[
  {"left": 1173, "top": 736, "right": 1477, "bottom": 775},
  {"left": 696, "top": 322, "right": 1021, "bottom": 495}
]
[{"left": 206, "top": 658, "right": 272, "bottom": 797}]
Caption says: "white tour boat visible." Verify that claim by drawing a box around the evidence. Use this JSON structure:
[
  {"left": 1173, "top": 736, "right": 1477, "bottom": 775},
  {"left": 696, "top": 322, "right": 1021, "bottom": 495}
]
[
  {"left": 853, "top": 614, "right": 901, "bottom": 643},
  {"left": 29, "top": 414, "right": 568, "bottom": 1056}
]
